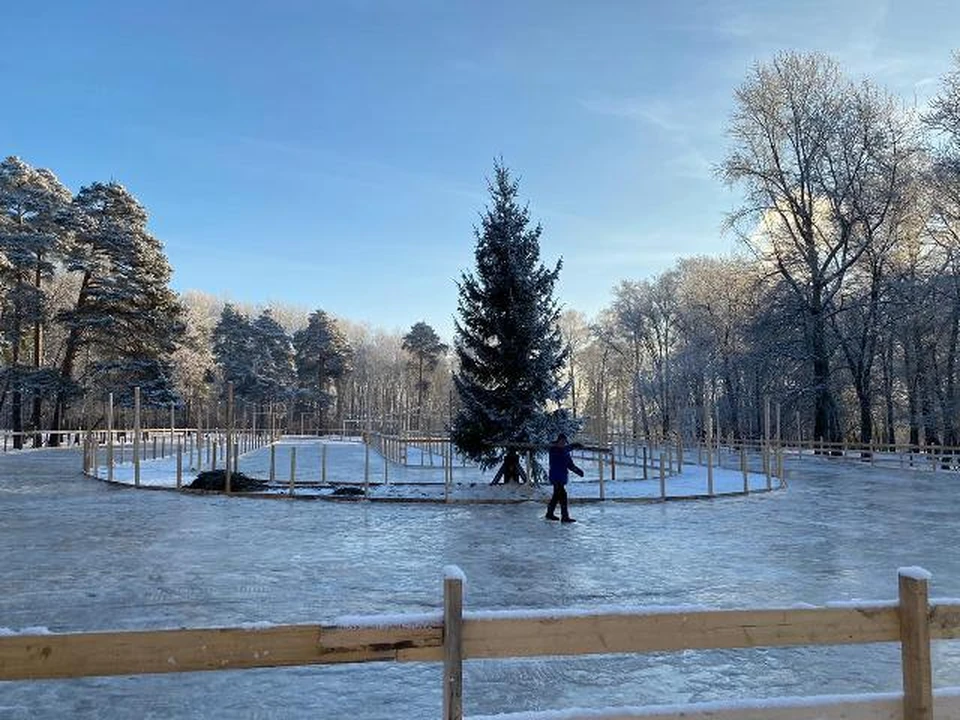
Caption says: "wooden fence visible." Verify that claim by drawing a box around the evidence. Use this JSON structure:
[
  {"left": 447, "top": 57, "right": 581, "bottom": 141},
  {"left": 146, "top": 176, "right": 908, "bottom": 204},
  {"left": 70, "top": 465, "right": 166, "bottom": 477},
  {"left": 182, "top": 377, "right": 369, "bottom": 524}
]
[{"left": 1, "top": 567, "right": 958, "bottom": 719}]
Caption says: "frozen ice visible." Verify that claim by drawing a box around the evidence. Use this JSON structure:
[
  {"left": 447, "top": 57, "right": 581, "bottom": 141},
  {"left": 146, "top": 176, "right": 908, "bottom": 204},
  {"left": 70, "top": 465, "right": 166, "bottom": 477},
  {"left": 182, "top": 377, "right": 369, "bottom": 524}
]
[{"left": 2, "top": 445, "right": 960, "bottom": 719}]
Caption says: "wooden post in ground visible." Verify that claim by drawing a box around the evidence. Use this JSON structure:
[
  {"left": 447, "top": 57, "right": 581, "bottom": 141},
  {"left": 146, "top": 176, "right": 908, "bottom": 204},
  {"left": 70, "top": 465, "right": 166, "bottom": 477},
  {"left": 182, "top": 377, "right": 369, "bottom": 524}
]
[
  {"left": 364, "top": 441, "right": 370, "bottom": 495},
  {"left": 796, "top": 410, "right": 802, "bottom": 461},
  {"left": 716, "top": 405, "right": 722, "bottom": 460},
  {"left": 269, "top": 443, "right": 276, "bottom": 482},
  {"left": 169, "top": 402, "right": 175, "bottom": 460},
  {"left": 443, "top": 567, "right": 464, "bottom": 720},
  {"left": 659, "top": 452, "right": 666, "bottom": 499},
  {"left": 321, "top": 442, "right": 327, "bottom": 484},
  {"left": 107, "top": 393, "right": 114, "bottom": 483},
  {"left": 898, "top": 567, "right": 933, "bottom": 720},
  {"left": 133, "top": 386, "right": 141, "bottom": 487},
  {"left": 763, "top": 395, "right": 771, "bottom": 478},
  {"left": 706, "top": 408, "right": 714, "bottom": 497},
  {"left": 289, "top": 446, "right": 297, "bottom": 496},
  {"left": 609, "top": 448, "right": 616, "bottom": 481},
  {"left": 225, "top": 382, "right": 234, "bottom": 495},
  {"left": 642, "top": 446, "right": 648, "bottom": 480},
  {"left": 176, "top": 441, "right": 182, "bottom": 489},
  {"left": 741, "top": 445, "right": 748, "bottom": 493},
  {"left": 776, "top": 401, "right": 781, "bottom": 452},
  {"left": 598, "top": 455, "right": 605, "bottom": 500}
]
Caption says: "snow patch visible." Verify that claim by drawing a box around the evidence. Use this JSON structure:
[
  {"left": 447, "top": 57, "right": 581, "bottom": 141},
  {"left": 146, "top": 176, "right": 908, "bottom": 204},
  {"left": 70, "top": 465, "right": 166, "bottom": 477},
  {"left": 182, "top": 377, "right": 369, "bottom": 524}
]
[
  {"left": 332, "top": 612, "right": 442, "bottom": 628},
  {"left": 898, "top": 565, "right": 932, "bottom": 581},
  {"left": 443, "top": 565, "right": 467, "bottom": 584},
  {"left": 0, "top": 626, "right": 53, "bottom": 636},
  {"left": 824, "top": 599, "right": 898, "bottom": 608}
]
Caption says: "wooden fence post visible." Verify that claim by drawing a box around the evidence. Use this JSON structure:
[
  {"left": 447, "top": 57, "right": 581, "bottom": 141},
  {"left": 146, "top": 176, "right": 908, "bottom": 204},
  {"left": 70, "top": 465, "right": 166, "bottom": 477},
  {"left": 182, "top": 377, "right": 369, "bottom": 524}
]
[
  {"left": 598, "top": 454, "right": 605, "bottom": 500},
  {"left": 176, "top": 442, "right": 183, "bottom": 489},
  {"left": 443, "top": 566, "right": 464, "bottom": 720},
  {"left": 899, "top": 567, "right": 933, "bottom": 720},
  {"left": 225, "top": 382, "right": 234, "bottom": 495},
  {"left": 364, "top": 441, "right": 370, "bottom": 494},
  {"left": 741, "top": 444, "right": 749, "bottom": 493},
  {"left": 289, "top": 446, "right": 297, "bottom": 496},
  {"left": 659, "top": 452, "right": 666, "bottom": 499},
  {"left": 107, "top": 393, "right": 114, "bottom": 484},
  {"left": 133, "top": 386, "right": 141, "bottom": 487},
  {"left": 706, "top": 410, "right": 714, "bottom": 497}
]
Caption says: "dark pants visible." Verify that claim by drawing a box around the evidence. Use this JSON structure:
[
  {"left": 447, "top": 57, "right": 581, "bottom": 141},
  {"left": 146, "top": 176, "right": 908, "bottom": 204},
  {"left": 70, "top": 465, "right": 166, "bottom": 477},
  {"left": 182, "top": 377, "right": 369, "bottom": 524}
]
[{"left": 546, "top": 483, "right": 570, "bottom": 519}]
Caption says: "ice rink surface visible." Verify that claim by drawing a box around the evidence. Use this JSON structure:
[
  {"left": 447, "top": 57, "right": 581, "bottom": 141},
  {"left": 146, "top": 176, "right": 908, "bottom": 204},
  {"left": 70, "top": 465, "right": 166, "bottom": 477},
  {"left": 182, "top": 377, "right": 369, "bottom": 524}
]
[{"left": 1, "top": 446, "right": 959, "bottom": 718}]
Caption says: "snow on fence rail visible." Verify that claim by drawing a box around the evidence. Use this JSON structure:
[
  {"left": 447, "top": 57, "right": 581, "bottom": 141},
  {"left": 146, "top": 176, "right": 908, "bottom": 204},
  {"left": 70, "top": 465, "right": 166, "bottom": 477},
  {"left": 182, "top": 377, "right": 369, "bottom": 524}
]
[{"left": 2, "top": 568, "right": 959, "bottom": 719}]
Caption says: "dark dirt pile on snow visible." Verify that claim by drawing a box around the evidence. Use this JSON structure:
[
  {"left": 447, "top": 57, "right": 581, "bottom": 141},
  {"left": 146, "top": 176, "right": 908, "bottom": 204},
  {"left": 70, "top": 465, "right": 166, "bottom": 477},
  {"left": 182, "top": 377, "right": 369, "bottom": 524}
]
[{"left": 187, "top": 470, "right": 269, "bottom": 492}]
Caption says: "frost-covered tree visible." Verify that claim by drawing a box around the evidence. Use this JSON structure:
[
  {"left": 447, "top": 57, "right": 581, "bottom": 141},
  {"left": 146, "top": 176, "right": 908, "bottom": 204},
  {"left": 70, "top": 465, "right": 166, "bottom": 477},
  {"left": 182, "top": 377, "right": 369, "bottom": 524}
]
[
  {"left": 0, "top": 157, "right": 72, "bottom": 447},
  {"left": 252, "top": 309, "right": 296, "bottom": 401},
  {"left": 293, "top": 309, "right": 351, "bottom": 431},
  {"left": 402, "top": 321, "right": 448, "bottom": 431},
  {"left": 51, "top": 182, "right": 183, "bottom": 437},
  {"left": 212, "top": 304, "right": 258, "bottom": 398},
  {"left": 721, "top": 52, "right": 907, "bottom": 444},
  {"left": 451, "top": 162, "right": 576, "bottom": 470}
]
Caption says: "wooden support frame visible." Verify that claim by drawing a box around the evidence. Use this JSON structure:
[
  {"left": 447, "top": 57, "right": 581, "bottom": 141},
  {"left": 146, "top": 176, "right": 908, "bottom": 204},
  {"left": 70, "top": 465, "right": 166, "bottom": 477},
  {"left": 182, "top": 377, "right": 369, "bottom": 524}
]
[{"left": 1, "top": 568, "right": 954, "bottom": 720}]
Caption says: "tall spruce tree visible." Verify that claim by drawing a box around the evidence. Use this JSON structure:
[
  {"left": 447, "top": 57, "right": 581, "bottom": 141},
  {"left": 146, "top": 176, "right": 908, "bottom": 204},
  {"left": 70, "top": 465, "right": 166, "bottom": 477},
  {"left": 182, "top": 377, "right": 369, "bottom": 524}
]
[{"left": 451, "top": 162, "right": 577, "bottom": 471}]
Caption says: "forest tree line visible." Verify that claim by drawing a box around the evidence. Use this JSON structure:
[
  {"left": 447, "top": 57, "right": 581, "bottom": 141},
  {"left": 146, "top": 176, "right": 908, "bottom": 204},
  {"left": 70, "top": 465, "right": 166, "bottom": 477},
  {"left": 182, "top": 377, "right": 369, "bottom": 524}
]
[{"left": 1, "top": 50, "right": 958, "bottom": 448}]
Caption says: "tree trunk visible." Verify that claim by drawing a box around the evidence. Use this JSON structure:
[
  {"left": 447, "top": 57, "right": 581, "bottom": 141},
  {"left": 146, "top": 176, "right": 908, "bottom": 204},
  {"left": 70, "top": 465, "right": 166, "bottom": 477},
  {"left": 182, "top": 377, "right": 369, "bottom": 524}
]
[
  {"left": 882, "top": 334, "right": 896, "bottom": 446},
  {"left": 416, "top": 355, "right": 424, "bottom": 432},
  {"left": 942, "top": 300, "right": 960, "bottom": 447},
  {"left": 811, "top": 304, "right": 841, "bottom": 444},
  {"left": 48, "top": 271, "right": 92, "bottom": 447}
]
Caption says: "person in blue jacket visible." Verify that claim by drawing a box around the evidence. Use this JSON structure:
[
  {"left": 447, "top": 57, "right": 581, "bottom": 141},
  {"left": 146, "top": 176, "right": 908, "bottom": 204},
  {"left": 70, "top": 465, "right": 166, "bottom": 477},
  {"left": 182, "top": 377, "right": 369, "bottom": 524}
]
[{"left": 546, "top": 433, "right": 583, "bottom": 522}]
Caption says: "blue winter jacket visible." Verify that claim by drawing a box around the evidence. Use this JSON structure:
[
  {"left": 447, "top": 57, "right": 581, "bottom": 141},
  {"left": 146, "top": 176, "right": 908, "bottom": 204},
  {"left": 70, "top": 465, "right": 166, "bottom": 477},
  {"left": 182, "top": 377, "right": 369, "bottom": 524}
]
[{"left": 548, "top": 446, "right": 581, "bottom": 486}]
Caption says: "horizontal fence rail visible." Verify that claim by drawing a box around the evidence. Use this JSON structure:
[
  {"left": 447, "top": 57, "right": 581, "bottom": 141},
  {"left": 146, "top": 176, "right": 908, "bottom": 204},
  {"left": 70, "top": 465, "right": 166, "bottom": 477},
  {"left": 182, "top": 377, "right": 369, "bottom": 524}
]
[{"left": 1, "top": 568, "right": 959, "bottom": 719}]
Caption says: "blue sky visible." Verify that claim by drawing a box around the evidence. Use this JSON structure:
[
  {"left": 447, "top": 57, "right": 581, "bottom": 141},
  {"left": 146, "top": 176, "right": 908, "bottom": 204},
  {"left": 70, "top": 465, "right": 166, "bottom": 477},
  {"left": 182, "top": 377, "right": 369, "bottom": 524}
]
[{"left": 1, "top": 1, "right": 956, "bottom": 339}]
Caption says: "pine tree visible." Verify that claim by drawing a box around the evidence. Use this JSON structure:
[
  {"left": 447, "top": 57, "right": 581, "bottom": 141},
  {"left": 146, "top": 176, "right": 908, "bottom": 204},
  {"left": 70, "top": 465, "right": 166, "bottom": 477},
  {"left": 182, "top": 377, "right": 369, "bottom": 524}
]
[
  {"left": 402, "top": 321, "right": 448, "bottom": 431},
  {"left": 293, "top": 309, "right": 351, "bottom": 432},
  {"left": 51, "top": 182, "right": 184, "bottom": 435},
  {"left": 212, "top": 304, "right": 257, "bottom": 397},
  {"left": 252, "top": 309, "right": 296, "bottom": 402},
  {"left": 451, "top": 162, "right": 578, "bottom": 471},
  {"left": 0, "top": 157, "right": 72, "bottom": 447}
]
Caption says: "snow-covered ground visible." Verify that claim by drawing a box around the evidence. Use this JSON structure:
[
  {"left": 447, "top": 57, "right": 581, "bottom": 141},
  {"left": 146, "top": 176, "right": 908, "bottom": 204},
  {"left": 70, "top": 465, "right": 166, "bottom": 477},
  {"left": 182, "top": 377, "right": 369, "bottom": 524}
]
[
  {"left": 1, "top": 447, "right": 959, "bottom": 719},
  {"left": 90, "top": 436, "right": 779, "bottom": 501}
]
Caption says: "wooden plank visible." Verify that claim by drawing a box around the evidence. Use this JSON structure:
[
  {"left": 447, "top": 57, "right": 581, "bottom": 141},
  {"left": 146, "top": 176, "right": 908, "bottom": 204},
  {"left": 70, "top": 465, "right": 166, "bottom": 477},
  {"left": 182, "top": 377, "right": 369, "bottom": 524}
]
[
  {"left": 929, "top": 602, "right": 960, "bottom": 639},
  {"left": 461, "top": 606, "right": 901, "bottom": 659},
  {"left": 899, "top": 570, "right": 933, "bottom": 720},
  {"left": 0, "top": 624, "right": 443, "bottom": 680}
]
